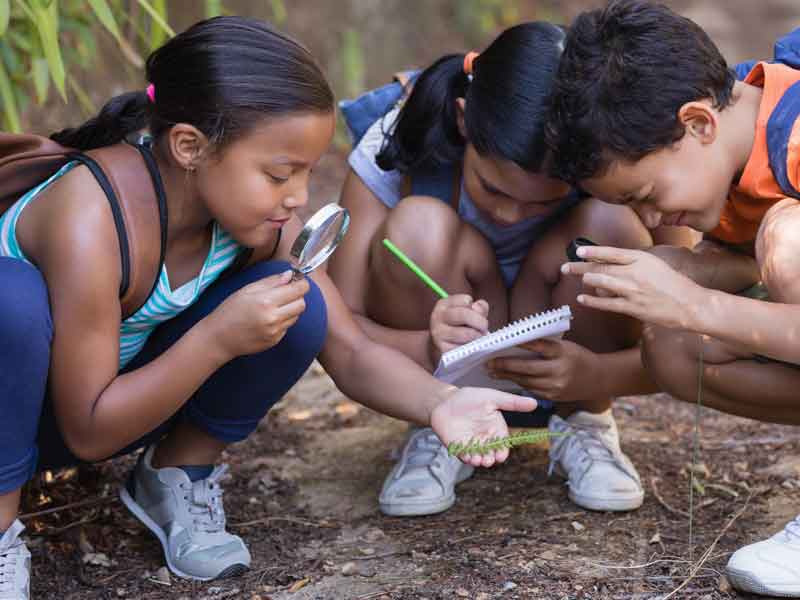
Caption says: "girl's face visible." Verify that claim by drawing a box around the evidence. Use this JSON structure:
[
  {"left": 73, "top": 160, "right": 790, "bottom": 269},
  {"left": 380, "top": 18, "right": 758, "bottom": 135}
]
[
  {"left": 461, "top": 144, "right": 571, "bottom": 227},
  {"left": 197, "top": 111, "right": 335, "bottom": 247}
]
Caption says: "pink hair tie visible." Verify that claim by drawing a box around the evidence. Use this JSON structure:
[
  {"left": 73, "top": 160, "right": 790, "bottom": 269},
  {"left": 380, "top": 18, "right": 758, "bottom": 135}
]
[
  {"left": 146, "top": 83, "right": 155, "bottom": 103},
  {"left": 463, "top": 51, "right": 479, "bottom": 77}
]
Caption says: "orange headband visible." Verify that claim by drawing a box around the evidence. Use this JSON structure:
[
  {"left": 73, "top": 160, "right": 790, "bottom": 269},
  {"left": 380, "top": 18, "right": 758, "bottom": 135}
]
[{"left": 463, "top": 51, "right": 479, "bottom": 76}]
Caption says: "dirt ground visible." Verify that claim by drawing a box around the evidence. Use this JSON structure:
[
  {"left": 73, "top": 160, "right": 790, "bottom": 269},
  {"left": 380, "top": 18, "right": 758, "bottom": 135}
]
[{"left": 19, "top": 1, "right": 800, "bottom": 599}]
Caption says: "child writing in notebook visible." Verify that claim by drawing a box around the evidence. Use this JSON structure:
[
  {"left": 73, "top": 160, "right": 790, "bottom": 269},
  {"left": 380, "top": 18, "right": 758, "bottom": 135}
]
[
  {"left": 548, "top": 1, "right": 800, "bottom": 595},
  {"left": 0, "top": 17, "right": 537, "bottom": 596},
  {"left": 330, "top": 21, "right": 699, "bottom": 518}
]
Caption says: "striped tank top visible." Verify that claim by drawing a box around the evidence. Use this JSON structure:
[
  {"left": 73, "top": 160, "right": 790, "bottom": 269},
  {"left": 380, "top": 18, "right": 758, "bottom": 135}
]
[{"left": 0, "top": 161, "right": 242, "bottom": 369}]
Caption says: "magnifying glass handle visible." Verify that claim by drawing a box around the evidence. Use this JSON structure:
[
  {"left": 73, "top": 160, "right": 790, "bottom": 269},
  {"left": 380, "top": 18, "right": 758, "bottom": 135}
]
[
  {"left": 566, "top": 237, "right": 598, "bottom": 262},
  {"left": 290, "top": 268, "right": 305, "bottom": 282}
]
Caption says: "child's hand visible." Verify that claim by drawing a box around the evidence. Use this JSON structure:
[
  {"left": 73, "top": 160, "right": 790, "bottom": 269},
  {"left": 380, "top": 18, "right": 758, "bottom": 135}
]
[
  {"left": 428, "top": 294, "right": 490, "bottom": 364},
  {"left": 487, "top": 338, "right": 603, "bottom": 403},
  {"left": 562, "top": 246, "right": 702, "bottom": 330},
  {"left": 430, "top": 387, "right": 537, "bottom": 468},
  {"left": 205, "top": 270, "right": 310, "bottom": 359}
]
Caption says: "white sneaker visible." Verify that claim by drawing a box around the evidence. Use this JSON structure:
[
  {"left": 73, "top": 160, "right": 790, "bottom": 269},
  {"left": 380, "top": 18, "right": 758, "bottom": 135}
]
[
  {"left": 548, "top": 410, "right": 643, "bottom": 511},
  {"left": 727, "top": 514, "right": 800, "bottom": 597},
  {"left": 0, "top": 520, "right": 30, "bottom": 600},
  {"left": 379, "top": 427, "right": 474, "bottom": 517}
]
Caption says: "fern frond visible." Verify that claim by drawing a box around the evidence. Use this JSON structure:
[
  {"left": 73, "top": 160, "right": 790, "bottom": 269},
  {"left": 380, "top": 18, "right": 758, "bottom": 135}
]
[{"left": 447, "top": 429, "right": 570, "bottom": 456}]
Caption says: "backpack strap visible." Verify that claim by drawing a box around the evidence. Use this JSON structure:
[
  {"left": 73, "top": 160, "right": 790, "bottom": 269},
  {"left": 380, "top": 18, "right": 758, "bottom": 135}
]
[
  {"left": 766, "top": 80, "right": 800, "bottom": 200},
  {"left": 84, "top": 143, "right": 168, "bottom": 318}
]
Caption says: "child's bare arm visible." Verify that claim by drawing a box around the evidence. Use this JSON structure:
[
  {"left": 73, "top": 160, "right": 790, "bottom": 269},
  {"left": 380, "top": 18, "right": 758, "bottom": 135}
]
[
  {"left": 328, "top": 169, "right": 435, "bottom": 367},
  {"left": 649, "top": 237, "right": 760, "bottom": 292}
]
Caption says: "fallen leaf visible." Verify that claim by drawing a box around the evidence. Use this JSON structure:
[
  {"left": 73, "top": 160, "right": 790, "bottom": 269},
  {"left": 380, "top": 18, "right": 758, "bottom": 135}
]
[
  {"left": 287, "top": 409, "right": 312, "bottom": 421},
  {"left": 82, "top": 553, "right": 111, "bottom": 568},
  {"left": 649, "top": 532, "right": 662, "bottom": 544},
  {"left": 571, "top": 521, "right": 585, "bottom": 532},
  {"left": 288, "top": 577, "right": 310, "bottom": 592}
]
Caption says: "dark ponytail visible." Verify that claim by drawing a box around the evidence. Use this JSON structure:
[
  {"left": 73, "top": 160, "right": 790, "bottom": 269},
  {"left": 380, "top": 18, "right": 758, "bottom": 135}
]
[
  {"left": 50, "top": 16, "right": 334, "bottom": 152},
  {"left": 376, "top": 54, "right": 468, "bottom": 173},
  {"left": 51, "top": 91, "right": 150, "bottom": 150},
  {"left": 377, "top": 22, "right": 566, "bottom": 174}
]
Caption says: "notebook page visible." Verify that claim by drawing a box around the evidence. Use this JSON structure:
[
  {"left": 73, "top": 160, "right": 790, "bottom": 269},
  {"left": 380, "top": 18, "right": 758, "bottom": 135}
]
[{"left": 433, "top": 305, "right": 572, "bottom": 385}]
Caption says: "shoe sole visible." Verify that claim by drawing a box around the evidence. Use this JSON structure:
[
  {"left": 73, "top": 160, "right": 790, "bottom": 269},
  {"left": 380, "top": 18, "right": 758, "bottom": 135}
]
[
  {"left": 569, "top": 490, "right": 644, "bottom": 512},
  {"left": 379, "top": 465, "right": 474, "bottom": 517},
  {"left": 727, "top": 567, "right": 800, "bottom": 597},
  {"left": 119, "top": 486, "right": 249, "bottom": 582}
]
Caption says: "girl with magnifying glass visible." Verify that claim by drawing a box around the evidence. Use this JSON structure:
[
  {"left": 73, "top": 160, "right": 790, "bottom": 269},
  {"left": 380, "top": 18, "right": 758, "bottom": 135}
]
[{"left": 0, "top": 17, "right": 537, "bottom": 595}]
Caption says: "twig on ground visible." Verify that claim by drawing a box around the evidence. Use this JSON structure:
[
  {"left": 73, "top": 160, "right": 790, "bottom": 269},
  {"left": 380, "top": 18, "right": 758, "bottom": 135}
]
[
  {"left": 651, "top": 478, "right": 689, "bottom": 518},
  {"left": 661, "top": 490, "right": 754, "bottom": 600},
  {"left": 20, "top": 496, "right": 116, "bottom": 520},
  {"left": 230, "top": 516, "right": 337, "bottom": 528},
  {"left": 544, "top": 511, "right": 585, "bottom": 522}
]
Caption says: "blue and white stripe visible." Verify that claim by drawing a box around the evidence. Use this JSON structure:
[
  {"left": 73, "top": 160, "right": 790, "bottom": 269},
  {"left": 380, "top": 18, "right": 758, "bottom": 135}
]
[{"left": 0, "top": 161, "right": 242, "bottom": 369}]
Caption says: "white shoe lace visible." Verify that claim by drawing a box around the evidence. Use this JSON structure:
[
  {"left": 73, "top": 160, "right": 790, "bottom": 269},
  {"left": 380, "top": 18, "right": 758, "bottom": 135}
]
[
  {"left": 0, "top": 521, "right": 25, "bottom": 594},
  {"left": 180, "top": 464, "right": 228, "bottom": 534},
  {"left": 395, "top": 428, "right": 447, "bottom": 479},
  {"left": 782, "top": 515, "right": 800, "bottom": 541}
]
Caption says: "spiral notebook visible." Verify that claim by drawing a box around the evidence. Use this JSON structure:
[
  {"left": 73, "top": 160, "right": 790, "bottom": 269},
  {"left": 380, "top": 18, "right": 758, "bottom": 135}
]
[{"left": 433, "top": 305, "right": 572, "bottom": 391}]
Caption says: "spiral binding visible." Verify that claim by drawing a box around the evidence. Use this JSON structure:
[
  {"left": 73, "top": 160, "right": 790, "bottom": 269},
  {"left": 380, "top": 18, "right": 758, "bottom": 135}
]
[{"left": 441, "top": 305, "right": 572, "bottom": 366}]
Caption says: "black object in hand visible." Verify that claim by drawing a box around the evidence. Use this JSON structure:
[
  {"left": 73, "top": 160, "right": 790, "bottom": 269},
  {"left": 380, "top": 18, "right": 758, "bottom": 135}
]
[{"left": 566, "top": 237, "right": 598, "bottom": 262}]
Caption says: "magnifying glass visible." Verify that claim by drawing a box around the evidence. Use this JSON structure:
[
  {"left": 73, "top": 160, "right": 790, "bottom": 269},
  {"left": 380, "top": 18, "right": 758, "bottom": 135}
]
[{"left": 289, "top": 203, "right": 350, "bottom": 279}]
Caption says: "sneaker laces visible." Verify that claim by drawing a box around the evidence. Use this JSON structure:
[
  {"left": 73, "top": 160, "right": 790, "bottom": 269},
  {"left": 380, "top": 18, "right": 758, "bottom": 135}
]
[
  {"left": 782, "top": 514, "right": 800, "bottom": 541},
  {"left": 181, "top": 464, "right": 229, "bottom": 534},
  {"left": 0, "top": 521, "right": 25, "bottom": 592},
  {"left": 394, "top": 428, "right": 447, "bottom": 479},
  {"left": 549, "top": 420, "right": 637, "bottom": 482}
]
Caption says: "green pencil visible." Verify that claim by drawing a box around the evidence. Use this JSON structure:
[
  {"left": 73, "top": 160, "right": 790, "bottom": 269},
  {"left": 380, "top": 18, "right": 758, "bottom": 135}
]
[{"left": 382, "top": 238, "right": 449, "bottom": 299}]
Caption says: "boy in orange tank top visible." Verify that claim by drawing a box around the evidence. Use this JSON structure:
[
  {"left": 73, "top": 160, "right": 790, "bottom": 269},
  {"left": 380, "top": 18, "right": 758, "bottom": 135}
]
[{"left": 547, "top": 1, "right": 800, "bottom": 596}]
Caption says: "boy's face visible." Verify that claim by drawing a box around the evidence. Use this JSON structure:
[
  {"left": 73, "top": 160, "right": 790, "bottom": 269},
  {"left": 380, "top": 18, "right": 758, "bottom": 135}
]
[{"left": 580, "top": 120, "right": 733, "bottom": 233}]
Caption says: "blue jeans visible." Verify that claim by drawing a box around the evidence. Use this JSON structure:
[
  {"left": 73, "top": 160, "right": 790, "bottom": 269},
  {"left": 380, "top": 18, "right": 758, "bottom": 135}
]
[{"left": 0, "top": 257, "right": 327, "bottom": 494}]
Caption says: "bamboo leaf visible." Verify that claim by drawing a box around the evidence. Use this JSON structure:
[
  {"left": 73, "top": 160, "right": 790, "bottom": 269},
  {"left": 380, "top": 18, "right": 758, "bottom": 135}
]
[
  {"left": 135, "top": 0, "right": 174, "bottom": 38},
  {"left": 0, "top": 59, "right": 20, "bottom": 131},
  {"left": 269, "top": 0, "right": 286, "bottom": 25},
  {"left": 67, "top": 75, "right": 95, "bottom": 116},
  {"left": 0, "top": 0, "right": 10, "bottom": 36},
  {"left": 147, "top": 0, "right": 167, "bottom": 49},
  {"left": 87, "top": 0, "right": 122, "bottom": 42},
  {"left": 31, "top": 56, "right": 48, "bottom": 103},
  {"left": 30, "top": 0, "right": 65, "bottom": 100},
  {"left": 205, "top": 0, "right": 222, "bottom": 18}
]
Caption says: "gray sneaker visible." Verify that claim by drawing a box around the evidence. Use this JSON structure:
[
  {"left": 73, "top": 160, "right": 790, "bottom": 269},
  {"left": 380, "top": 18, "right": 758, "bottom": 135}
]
[
  {"left": 379, "top": 427, "right": 474, "bottom": 517},
  {"left": 120, "top": 445, "right": 251, "bottom": 581},
  {"left": 0, "top": 520, "right": 30, "bottom": 600}
]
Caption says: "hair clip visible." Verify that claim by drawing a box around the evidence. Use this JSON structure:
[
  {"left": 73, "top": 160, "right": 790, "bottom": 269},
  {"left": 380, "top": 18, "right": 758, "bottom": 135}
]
[
  {"left": 146, "top": 83, "right": 155, "bottom": 103},
  {"left": 463, "top": 51, "right": 479, "bottom": 81}
]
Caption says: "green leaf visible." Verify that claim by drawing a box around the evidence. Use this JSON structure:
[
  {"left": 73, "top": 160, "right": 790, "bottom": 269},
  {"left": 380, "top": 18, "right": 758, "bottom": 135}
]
[
  {"left": 0, "top": 59, "right": 20, "bottom": 131},
  {"left": 136, "top": 0, "right": 174, "bottom": 39},
  {"left": 67, "top": 75, "right": 95, "bottom": 117},
  {"left": 87, "top": 0, "right": 122, "bottom": 42},
  {"left": 205, "top": 0, "right": 222, "bottom": 18},
  {"left": 31, "top": 56, "right": 48, "bottom": 103},
  {"left": 269, "top": 0, "right": 286, "bottom": 25},
  {"left": 0, "top": 0, "right": 10, "bottom": 36},
  {"left": 30, "top": 0, "right": 65, "bottom": 100},
  {"left": 148, "top": 0, "right": 167, "bottom": 50}
]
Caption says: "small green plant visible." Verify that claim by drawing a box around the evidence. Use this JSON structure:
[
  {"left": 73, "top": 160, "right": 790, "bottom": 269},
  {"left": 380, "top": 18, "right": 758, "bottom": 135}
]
[{"left": 447, "top": 429, "right": 569, "bottom": 456}]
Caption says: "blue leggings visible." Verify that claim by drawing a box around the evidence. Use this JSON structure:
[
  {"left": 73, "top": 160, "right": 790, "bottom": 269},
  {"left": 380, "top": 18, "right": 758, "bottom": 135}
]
[{"left": 0, "top": 257, "right": 327, "bottom": 494}]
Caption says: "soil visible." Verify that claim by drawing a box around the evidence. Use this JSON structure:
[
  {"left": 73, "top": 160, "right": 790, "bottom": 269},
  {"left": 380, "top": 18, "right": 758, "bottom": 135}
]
[{"left": 18, "top": 1, "right": 800, "bottom": 599}]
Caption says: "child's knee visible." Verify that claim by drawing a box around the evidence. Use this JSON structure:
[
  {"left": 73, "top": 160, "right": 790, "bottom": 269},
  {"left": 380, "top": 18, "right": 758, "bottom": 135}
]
[
  {"left": 0, "top": 258, "right": 53, "bottom": 353},
  {"left": 756, "top": 199, "right": 800, "bottom": 303},
  {"left": 641, "top": 324, "right": 697, "bottom": 384},
  {"left": 375, "top": 195, "right": 463, "bottom": 281}
]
